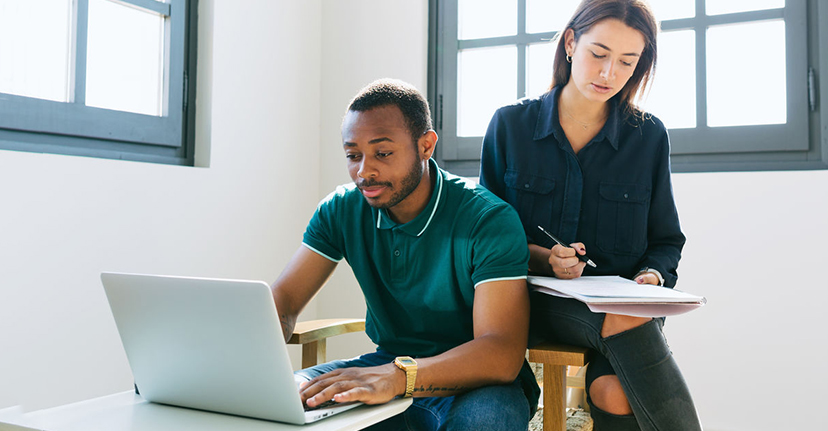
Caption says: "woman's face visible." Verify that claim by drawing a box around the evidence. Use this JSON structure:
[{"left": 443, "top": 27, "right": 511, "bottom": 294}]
[{"left": 565, "top": 18, "right": 646, "bottom": 104}]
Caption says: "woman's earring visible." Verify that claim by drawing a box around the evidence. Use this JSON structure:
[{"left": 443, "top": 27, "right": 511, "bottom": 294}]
[{"left": 566, "top": 54, "right": 572, "bottom": 63}]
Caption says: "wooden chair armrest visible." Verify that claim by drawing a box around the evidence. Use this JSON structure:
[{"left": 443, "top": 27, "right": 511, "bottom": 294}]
[
  {"left": 286, "top": 318, "right": 366, "bottom": 369},
  {"left": 287, "top": 318, "right": 366, "bottom": 345}
]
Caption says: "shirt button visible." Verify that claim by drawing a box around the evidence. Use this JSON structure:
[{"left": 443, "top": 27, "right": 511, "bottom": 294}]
[
  {"left": 624, "top": 193, "right": 629, "bottom": 199},
  {"left": 524, "top": 183, "right": 530, "bottom": 188},
  {"left": 394, "top": 250, "right": 401, "bottom": 257}
]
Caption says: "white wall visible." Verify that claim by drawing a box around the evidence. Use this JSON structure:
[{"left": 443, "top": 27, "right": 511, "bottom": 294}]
[
  {"left": 667, "top": 170, "right": 828, "bottom": 431},
  {"left": 2, "top": 2, "right": 825, "bottom": 431}
]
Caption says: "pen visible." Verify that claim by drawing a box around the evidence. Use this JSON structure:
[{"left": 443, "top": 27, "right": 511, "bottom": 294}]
[{"left": 537, "top": 225, "right": 597, "bottom": 268}]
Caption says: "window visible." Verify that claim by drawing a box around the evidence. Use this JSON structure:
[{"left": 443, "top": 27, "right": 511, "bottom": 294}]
[
  {"left": 0, "top": 0, "right": 198, "bottom": 165},
  {"left": 428, "top": 0, "right": 827, "bottom": 175}
]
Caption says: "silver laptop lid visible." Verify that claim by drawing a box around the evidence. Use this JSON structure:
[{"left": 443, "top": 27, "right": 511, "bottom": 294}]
[{"left": 101, "top": 272, "right": 307, "bottom": 424}]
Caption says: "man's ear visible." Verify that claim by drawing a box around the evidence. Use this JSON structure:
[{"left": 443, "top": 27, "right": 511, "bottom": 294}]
[{"left": 419, "top": 130, "right": 438, "bottom": 160}]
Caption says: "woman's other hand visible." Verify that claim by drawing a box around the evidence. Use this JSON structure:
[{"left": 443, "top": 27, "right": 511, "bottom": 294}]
[{"left": 634, "top": 272, "right": 660, "bottom": 285}]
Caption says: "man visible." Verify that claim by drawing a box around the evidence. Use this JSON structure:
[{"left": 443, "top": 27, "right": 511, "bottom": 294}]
[{"left": 271, "top": 79, "right": 538, "bottom": 430}]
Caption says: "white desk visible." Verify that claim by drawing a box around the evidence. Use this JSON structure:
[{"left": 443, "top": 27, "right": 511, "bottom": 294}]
[{"left": 0, "top": 391, "right": 412, "bottom": 431}]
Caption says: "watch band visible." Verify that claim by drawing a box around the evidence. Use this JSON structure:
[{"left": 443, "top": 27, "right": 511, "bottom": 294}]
[{"left": 394, "top": 356, "right": 418, "bottom": 397}]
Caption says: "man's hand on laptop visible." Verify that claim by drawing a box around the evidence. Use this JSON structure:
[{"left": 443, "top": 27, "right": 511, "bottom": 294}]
[{"left": 300, "top": 364, "right": 405, "bottom": 407}]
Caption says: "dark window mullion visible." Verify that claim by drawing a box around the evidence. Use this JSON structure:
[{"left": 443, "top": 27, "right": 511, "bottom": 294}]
[
  {"left": 0, "top": 93, "right": 182, "bottom": 146},
  {"left": 695, "top": 0, "right": 707, "bottom": 128},
  {"left": 164, "top": 0, "right": 186, "bottom": 123},
  {"left": 517, "top": 0, "right": 526, "bottom": 99},
  {"left": 662, "top": 9, "right": 785, "bottom": 32},
  {"left": 72, "top": 0, "right": 89, "bottom": 106},
  {"left": 702, "top": 8, "right": 784, "bottom": 26},
  {"left": 518, "top": 44, "right": 526, "bottom": 99},
  {"left": 161, "top": 10, "right": 172, "bottom": 116},
  {"left": 458, "top": 32, "right": 555, "bottom": 49},
  {"left": 111, "top": 0, "right": 171, "bottom": 17},
  {"left": 782, "top": 0, "right": 809, "bottom": 150},
  {"left": 440, "top": 0, "right": 460, "bottom": 160}
]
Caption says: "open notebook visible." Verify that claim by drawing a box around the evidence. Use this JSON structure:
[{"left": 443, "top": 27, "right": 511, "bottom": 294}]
[{"left": 529, "top": 275, "right": 706, "bottom": 317}]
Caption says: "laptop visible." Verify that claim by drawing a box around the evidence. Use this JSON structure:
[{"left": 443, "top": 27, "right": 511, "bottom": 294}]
[{"left": 100, "top": 272, "right": 363, "bottom": 425}]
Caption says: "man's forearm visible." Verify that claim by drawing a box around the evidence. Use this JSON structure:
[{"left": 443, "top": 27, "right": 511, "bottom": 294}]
[
  {"left": 270, "top": 246, "right": 338, "bottom": 343},
  {"left": 407, "top": 279, "right": 531, "bottom": 397},
  {"left": 409, "top": 333, "right": 526, "bottom": 397},
  {"left": 279, "top": 311, "right": 297, "bottom": 343},
  {"left": 272, "top": 284, "right": 300, "bottom": 342}
]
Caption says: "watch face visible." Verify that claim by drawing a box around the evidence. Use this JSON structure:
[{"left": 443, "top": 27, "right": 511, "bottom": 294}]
[{"left": 397, "top": 357, "right": 416, "bottom": 367}]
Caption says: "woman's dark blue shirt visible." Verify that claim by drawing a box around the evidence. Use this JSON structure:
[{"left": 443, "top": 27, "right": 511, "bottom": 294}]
[{"left": 479, "top": 86, "right": 685, "bottom": 287}]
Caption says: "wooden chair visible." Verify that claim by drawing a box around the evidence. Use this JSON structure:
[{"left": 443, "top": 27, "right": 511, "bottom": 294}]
[{"left": 287, "top": 319, "right": 590, "bottom": 431}]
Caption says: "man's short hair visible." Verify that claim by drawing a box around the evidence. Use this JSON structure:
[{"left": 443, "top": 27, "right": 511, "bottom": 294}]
[{"left": 347, "top": 79, "right": 433, "bottom": 143}]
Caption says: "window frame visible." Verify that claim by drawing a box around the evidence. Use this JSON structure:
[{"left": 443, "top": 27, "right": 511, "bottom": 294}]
[
  {"left": 0, "top": 0, "right": 198, "bottom": 166},
  {"left": 428, "top": 0, "right": 828, "bottom": 176}
]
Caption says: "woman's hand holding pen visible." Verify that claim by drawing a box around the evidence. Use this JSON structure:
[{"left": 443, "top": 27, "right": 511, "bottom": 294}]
[{"left": 549, "top": 243, "right": 587, "bottom": 279}]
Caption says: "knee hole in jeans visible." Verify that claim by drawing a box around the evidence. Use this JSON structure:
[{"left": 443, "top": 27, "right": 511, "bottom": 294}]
[
  {"left": 589, "top": 375, "right": 633, "bottom": 416},
  {"left": 600, "top": 314, "right": 652, "bottom": 339}
]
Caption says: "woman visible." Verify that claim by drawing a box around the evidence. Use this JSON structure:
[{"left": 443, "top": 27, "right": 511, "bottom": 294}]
[{"left": 480, "top": 1, "right": 702, "bottom": 430}]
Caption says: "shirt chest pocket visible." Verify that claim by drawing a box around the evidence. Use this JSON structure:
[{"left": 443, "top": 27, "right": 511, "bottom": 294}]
[
  {"left": 596, "top": 182, "right": 651, "bottom": 256},
  {"left": 504, "top": 170, "right": 555, "bottom": 224}
]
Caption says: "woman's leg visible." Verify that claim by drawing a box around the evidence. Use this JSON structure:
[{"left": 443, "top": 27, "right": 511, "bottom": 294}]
[
  {"left": 530, "top": 292, "right": 702, "bottom": 431},
  {"left": 585, "top": 352, "right": 640, "bottom": 431},
  {"left": 600, "top": 317, "right": 701, "bottom": 431}
]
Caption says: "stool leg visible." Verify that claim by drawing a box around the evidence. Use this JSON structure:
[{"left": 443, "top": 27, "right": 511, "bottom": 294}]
[
  {"left": 543, "top": 363, "right": 567, "bottom": 431},
  {"left": 300, "top": 339, "right": 327, "bottom": 369}
]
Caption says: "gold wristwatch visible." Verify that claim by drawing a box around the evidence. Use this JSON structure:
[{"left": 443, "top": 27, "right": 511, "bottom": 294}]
[{"left": 394, "top": 356, "right": 418, "bottom": 397}]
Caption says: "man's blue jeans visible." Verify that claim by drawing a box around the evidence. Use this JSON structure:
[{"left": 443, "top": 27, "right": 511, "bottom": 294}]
[{"left": 295, "top": 350, "right": 531, "bottom": 431}]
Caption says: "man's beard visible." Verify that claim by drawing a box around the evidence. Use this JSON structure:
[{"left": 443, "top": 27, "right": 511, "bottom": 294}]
[{"left": 358, "top": 155, "right": 424, "bottom": 210}]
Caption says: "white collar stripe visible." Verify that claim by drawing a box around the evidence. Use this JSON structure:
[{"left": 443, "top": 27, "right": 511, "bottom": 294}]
[{"left": 416, "top": 169, "right": 442, "bottom": 237}]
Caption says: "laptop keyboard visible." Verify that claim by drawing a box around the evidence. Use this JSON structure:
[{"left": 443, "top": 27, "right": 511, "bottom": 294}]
[{"left": 304, "top": 399, "right": 338, "bottom": 412}]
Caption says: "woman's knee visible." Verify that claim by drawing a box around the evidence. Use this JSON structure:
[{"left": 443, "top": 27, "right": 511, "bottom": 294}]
[
  {"left": 589, "top": 375, "right": 633, "bottom": 416},
  {"left": 601, "top": 314, "right": 652, "bottom": 338}
]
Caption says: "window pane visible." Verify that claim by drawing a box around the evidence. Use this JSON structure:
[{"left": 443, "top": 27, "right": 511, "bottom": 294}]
[
  {"left": 0, "top": 0, "right": 71, "bottom": 102},
  {"left": 458, "top": 46, "right": 517, "bottom": 136},
  {"left": 706, "top": 0, "right": 785, "bottom": 16},
  {"left": 706, "top": 20, "right": 785, "bottom": 127},
  {"left": 458, "top": 0, "right": 516, "bottom": 40},
  {"left": 525, "top": 0, "right": 580, "bottom": 34},
  {"left": 86, "top": 0, "right": 164, "bottom": 116},
  {"left": 527, "top": 41, "right": 555, "bottom": 98},
  {"left": 648, "top": 0, "right": 694, "bottom": 21},
  {"left": 644, "top": 30, "right": 695, "bottom": 129}
]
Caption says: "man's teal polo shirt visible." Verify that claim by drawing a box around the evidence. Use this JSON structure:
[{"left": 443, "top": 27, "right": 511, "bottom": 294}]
[{"left": 302, "top": 159, "right": 530, "bottom": 358}]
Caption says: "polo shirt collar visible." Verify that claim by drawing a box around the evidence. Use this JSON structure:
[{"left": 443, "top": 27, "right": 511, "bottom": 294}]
[
  {"left": 375, "top": 158, "right": 444, "bottom": 237},
  {"left": 534, "top": 85, "right": 621, "bottom": 151}
]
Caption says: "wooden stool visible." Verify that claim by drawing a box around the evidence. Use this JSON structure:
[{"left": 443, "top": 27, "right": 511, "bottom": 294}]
[{"left": 528, "top": 343, "right": 590, "bottom": 431}]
